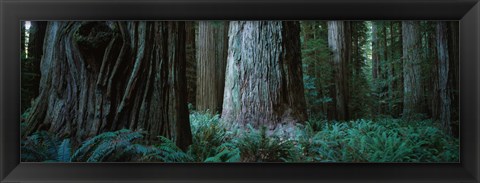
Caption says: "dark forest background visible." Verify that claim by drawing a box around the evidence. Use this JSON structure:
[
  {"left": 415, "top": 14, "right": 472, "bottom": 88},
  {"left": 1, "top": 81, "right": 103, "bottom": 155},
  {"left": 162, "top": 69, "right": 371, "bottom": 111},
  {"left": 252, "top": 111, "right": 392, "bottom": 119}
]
[{"left": 20, "top": 21, "right": 459, "bottom": 163}]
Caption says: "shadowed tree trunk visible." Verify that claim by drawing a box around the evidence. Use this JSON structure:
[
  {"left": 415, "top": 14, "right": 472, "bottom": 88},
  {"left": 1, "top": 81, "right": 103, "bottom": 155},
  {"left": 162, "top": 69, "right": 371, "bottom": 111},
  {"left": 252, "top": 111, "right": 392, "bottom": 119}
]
[
  {"left": 185, "top": 21, "right": 197, "bottom": 107},
  {"left": 28, "top": 21, "right": 47, "bottom": 62},
  {"left": 402, "top": 21, "right": 423, "bottom": 120},
  {"left": 21, "top": 23, "right": 26, "bottom": 58},
  {"left": 448, "top": 21, "right": 459, "bottom": 137},
  {"left": 25, "top": 21, "right": 192, "bottom": 150},
  {"left": 328, "top": 21, "right": 349, "bottom": 121},
  {"left": 436, "top": 21, "right": 452, "bottom": 135},
  {"left": 196, "top": 21, "right": 228, "bottom": 114},
  {"left": 428, "top": 22, "right": 440, "bottom": 122},
  {"left": 222, "top": 21, "right": 307, "bottom": 132}
]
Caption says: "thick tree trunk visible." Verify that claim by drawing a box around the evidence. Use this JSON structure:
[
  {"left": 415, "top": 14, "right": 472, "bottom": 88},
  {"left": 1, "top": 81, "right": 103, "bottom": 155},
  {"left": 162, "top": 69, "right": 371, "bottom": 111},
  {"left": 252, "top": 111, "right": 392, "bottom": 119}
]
[
  {"left": 328, "top": 21, "right": 349, "bottom": 121},
  {"left": 185, "top": 21, "right": 197, "bottom": 107},
  {"left": 428, "top": 23, "right": 440, "bottom": 121},
  {"left": 25, "top": 21, "right": 192, "bottom": 150},
  {"left": 222, "top": 21, "right": 307, "bottom": 132},
  {"left": 448, "top": 21, "right": 459, "bottom": 137},
  {"left": 436, "top": 22, "right": 452, "bottom": 135},
  {"left": 196, "top": 21, "right": 228, "bottom": 114},
  {"left": 402, "top": 21, "right": 423, "bottom": 120}
]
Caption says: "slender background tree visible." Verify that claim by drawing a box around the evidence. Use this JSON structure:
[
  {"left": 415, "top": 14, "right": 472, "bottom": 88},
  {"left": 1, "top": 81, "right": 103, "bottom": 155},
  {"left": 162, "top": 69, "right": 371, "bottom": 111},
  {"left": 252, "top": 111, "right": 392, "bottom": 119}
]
[{"left": 196, "top": 21, "right": 229, "bottom": 114}]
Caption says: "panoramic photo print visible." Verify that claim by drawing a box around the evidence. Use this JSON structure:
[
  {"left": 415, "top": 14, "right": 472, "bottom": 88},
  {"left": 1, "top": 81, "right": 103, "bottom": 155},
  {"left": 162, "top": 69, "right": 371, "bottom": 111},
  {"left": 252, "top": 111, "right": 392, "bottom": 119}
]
[{"left": 21, "top": 21, "right": 459, "bottom": 162}]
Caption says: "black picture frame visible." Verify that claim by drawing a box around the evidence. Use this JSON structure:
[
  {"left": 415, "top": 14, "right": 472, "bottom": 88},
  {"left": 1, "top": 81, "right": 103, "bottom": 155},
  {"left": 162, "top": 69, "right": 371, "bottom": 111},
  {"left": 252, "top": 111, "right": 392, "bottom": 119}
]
[{"left": 1, "top": 0, "right": 479, "bottom": 182}]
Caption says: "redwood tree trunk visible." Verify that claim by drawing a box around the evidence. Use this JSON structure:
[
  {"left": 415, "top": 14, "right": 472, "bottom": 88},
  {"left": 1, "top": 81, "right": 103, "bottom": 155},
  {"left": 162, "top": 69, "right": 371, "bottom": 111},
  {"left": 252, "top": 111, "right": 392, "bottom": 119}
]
[
  {"left": 328, "top": 21, "right": 349, "bottom": 121},
  {"left": 428, "top": 22, "right": 440, "bottom": 121},
  {"left": 185, "top": 21, "right": 197, "bottom": 107},
  {"left": 25, "top": 21, "right": 192, "bottom": 150},
  {"left": 448, "top": 21, "right": 459, "bottom": 137},
  {"left": 402, "top": 21, "right": 423, "bottom": 120},
  {"left": 436, "top": 21, "right": 452, "bottom": 135},
  {"left": 222, "top": 21, "right": 307, "bottom": 131},
  {"left": 196, "top": 21, "right": 228, "bottom": 114}
]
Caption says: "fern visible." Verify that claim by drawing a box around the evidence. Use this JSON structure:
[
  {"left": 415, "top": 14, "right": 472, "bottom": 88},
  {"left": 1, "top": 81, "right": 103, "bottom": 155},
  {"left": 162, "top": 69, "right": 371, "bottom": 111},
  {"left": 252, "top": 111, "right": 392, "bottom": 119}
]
[
  {"left": 140, "top": 136, "right": 194, "bottom": 162},
  {"left": 204, "top": 143, "right": 240, "bottom": 163},
  {"left": 21, "top": 131, "right": 61, "bottom": 162},
  {"left": 188, "top": 112, "right": 230, "bottom": 161},
  {"left": 235, "top": 125, "right": 297, "bottom": 162},
  {"left": 57, "top": 139, "right": 72, "bottom": 162},
  {"left": 71, "top": 129, "right": 145, "bottom": 162}
]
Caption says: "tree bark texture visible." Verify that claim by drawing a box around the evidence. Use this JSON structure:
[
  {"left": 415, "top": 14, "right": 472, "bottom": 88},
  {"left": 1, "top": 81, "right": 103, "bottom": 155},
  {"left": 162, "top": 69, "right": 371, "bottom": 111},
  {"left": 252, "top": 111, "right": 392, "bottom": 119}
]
[
  {"left": 25, "top": 21, "right": 192, "bottom": 150},
  {"left": 222, "top": 21, "right": 307, "bottom": 131},
  {"left": 402, "top": 21, "right": 423, "bottom": 120},
  {"left": 185, "top": 21, "right": 197, "bottom": 107},
  {"left": 196, "top": 21, "right": 229, "bottom": 114},
  {"left": 328, "top": 21, "right": 349, "bottom": 121},
  {"left": 436, "top": 22, "right": 452, "bottom": 135}
]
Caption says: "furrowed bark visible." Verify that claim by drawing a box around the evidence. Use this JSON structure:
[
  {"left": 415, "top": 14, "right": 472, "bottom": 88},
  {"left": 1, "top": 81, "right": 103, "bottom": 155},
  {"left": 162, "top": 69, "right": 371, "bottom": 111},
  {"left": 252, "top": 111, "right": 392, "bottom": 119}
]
[
  {"left": 25, "top": 21, "right": 192, "bottom": 150},
  {"left": 185, "top": 21, "right": 197, "bottom": 107},
  {"left": 328, "top": 21, "right": 349, "bottom": 121},
  {"left": 222, "top": 21, "right": 307, "bottom": 133},
  {"left": 436, "top": 21, "right": 452, "bottom": 135},
  {"left": 402, "top": 21, "right": 423, "bottom": 120},
  {"left": 196, "top": 21, "right": 228, "bottom": 114}
]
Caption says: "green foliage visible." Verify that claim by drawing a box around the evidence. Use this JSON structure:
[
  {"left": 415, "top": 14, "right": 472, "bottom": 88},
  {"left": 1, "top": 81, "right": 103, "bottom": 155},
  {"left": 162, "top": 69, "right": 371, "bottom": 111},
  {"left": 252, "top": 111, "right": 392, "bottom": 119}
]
[
  {"left": 188, "top": 112, "right": 227, "bottom": 161},
  {"left": 295, "top": 118, "right": 459, "bottom": 162},
  {"left": 187, "top": 111, "right": 241, "bottom": 162},
  {"left": 57, "top": 139, "right": 72, "bottom": 162},
  {"left": 140, "top": 136, "right": 195, "bottom": 162},
  {"left": 301, "top": 21, "right": 333, "bottom": 118},
  {"left": 203, "top": 143, "right": 240, "bottom": 163},
  {"left": 21, "top": 131, "right": 61, "bottom": 162},
  {"left": 235, "top": 125, "right": 298, "bottom": 162},
  {"left": 21, "top": 114, "right": 458, "bottom": 163},
  {"left": 71, "top": 129, "right": 145, "bottom": 162}
]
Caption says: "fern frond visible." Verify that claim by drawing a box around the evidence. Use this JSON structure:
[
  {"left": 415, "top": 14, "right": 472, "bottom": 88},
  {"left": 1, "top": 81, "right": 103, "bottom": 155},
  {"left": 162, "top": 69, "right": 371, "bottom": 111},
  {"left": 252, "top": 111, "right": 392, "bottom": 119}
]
[{"left": 57, "top": 139, "right": 71, "bottom": 162}]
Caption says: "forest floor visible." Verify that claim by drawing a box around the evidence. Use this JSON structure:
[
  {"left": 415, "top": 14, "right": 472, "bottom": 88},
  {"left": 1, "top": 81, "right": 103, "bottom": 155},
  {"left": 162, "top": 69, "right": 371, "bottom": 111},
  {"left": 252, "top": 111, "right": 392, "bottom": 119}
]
[{"left": 20, "top": 111, "right": 459, "bottom": 163}]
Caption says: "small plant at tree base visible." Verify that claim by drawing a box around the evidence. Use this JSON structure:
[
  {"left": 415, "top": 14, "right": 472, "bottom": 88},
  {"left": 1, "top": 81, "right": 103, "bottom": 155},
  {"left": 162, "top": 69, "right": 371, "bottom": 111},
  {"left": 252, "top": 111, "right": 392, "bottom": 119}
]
[{"left": 235, "top": 125, "right": 298, "bottom": 162}]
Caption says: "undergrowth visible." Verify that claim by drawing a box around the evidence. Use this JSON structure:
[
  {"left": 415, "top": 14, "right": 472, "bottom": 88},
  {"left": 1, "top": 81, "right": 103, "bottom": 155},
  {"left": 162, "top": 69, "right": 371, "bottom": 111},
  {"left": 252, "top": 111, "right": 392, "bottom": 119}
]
[{"left": 21, "top": 112, "right": 459, "bottom": 163}]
